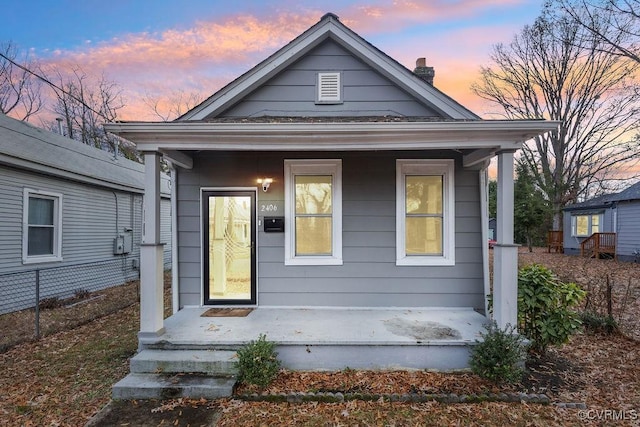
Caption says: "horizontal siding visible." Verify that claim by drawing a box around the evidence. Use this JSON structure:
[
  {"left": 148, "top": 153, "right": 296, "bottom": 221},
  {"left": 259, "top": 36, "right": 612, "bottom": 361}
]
[
  {"left": 616, "top": 201, "right": 640, "bottom": 258},
  {"left": 258, "top": 262, "right": 482, "bottom": 279},
  {"left": 218, "top": 39, "right": 439, "bottom": 118},
  {"left": 257, "top": 292, "right": 482, "bottom": 308},
  {"left": 177, "top": 151, "right": 485, "bottom": 311},
  {"left": 0, "top": 164, "right": 171, "bottom": 313},
  {"left": 563, "top": 207, "right": 614, "bottom": 251},
  {"left": 0, "top": 167, "right": 24, "bottom": 268}
]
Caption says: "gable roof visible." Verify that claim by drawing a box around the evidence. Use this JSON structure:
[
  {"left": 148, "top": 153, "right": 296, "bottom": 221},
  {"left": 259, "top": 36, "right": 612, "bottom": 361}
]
[
  {"left": 0, "top": 113, "right": 169, "bottom": 195},
  {"left": 563, "top": 181, "right": 640, "bottom": 211},
  {"left": 179, "top": 13, "right": 479, "bottom": 121},
  {"left": 104, "top": 13, "right": 559, "bottom": 168}
]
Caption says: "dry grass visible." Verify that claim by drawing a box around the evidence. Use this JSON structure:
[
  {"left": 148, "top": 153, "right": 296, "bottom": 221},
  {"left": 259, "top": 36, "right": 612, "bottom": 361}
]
[
  {"left": 0, "top": 280, "right": 140, "bottom": 352},
  {"left": 517, "top": 247, "right": 640, "bottom": 341},
  {"left": 1, "top": 254, "right": 638, "bottom": 426}
]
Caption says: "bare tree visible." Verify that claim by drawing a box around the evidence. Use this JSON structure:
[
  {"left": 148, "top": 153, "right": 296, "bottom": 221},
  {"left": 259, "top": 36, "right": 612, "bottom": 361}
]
[
  {"left": 0, "top": 41, "right": 43, "bottom": 121},
  {"left": 143, "top": 89, "right": 204, "bottom": 121},
  {"left": 48, "top": 65, "right": 138, "bottom": 160},
  {"left": 473, "top": 10, "right": 640, "bottom": 228},
  {"left": 555, "top": 0, "right": 640, "bottom": 64}
]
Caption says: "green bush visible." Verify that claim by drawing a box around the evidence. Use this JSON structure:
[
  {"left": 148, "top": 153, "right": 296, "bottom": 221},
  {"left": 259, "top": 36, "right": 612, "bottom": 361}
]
[
  {"left": 518, "top": 264, "right": 586, "bottom": 353},
  {"left": 235, "top": 334, "right": 281, "bottom": 388},
  {"left": 580, "top": 311, "right": 618, "bottom": 334},
  {"left": 470, "top": 321, "right": 527, "bottom": 384}
]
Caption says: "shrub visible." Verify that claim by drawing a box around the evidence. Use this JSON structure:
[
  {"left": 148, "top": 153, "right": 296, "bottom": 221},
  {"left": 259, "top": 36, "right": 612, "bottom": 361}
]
[
  {"left": 470, "top": 321, "right": 527, "bottom": 384},
  {"left": 580, "top": 311, "right": 618, "bottom": 334},
  {"left": 38, "top": 297, "right": 60, "bottom": 310},
  {"left": 235, "top": 334, "right": 281, "bottom": 388},
  {"left": 518, "top": 264, "right": 586, "bottom": 353}
]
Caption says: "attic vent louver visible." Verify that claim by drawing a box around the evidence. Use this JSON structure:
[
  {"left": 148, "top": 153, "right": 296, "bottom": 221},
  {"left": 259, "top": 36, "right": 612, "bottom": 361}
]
[{"left": 317, "top": 72, "right": 342, "bottom": 104}]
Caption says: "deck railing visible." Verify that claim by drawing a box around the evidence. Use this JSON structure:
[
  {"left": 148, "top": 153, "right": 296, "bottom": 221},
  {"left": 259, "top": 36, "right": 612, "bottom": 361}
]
[
  {"left": 581, "top": 232, "right": 616, "bottom": 260},
  {"left": 547, "top": 230, "right": 564, "bottom": 253}
]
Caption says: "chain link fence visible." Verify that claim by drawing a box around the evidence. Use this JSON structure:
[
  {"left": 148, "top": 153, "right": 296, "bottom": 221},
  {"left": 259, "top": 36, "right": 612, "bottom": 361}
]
[{"left": 0, "top": 258, "right": 142, "bottom": 351}]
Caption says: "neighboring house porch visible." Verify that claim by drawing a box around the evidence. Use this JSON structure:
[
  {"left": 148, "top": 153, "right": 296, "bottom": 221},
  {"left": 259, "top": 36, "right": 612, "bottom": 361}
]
[{"left": 563, "top": 181, "right": 640, "bottom": 262}]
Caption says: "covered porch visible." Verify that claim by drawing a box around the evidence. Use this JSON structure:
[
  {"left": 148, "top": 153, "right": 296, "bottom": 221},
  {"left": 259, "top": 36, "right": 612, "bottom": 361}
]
[
  {"left": 113, "top": 306, "right": 488, "bottom": 399},
  {"left": 103, "top": 120, "right": 560, "bottom": 340},
  {"left": 140, "top": 306, "right": 488, "bottom": 371},
  {"left": 104, "top": 120, "right": 558, "bottom": 399}
]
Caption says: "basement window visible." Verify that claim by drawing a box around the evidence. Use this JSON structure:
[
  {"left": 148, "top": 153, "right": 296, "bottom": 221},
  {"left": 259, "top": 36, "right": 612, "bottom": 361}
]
[{"left": 316, "top": 72, "right": 342, "bottom": 104}]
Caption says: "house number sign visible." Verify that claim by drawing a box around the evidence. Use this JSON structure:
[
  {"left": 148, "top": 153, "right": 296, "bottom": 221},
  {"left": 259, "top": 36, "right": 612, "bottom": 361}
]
[{"left": 260, "top": 203, "right": 280, "bottom": 212}]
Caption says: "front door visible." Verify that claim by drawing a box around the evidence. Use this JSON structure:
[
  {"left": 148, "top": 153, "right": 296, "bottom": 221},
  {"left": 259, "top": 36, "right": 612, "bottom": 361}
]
[{"left": 202, "top": 190, "right": 256, "bottom": 305}]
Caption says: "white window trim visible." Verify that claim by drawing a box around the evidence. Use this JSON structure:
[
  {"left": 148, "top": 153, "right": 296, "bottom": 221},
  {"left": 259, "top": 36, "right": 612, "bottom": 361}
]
[
  {"left": 396, "top": 159, "right": 455, "bottom": 266},
  {"left": 284, "top": 159, "right": 342, "bottom": 266},
  {"left": 22, "top": 188, "right": 63, "bottom": 264},
  {"left": 316, "top": 72, "right": 342, "bottom": 104},
  {"left": 571, "top": 213, "right": 601, "bottom": 237}
]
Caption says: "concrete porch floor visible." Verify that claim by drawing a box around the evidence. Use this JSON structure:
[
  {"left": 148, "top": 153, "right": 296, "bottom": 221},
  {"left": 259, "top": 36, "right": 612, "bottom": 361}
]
[{"left": 140, "top": 307, "right": 489, "bottom": 371}]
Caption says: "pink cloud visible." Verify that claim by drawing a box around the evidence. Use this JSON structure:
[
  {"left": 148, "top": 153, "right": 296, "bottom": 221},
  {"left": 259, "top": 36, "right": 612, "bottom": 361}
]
[
  {"left": 56, "top": 13, "right": 316, "bottom": 70},
  {"left": 340, "top": 0, "right": 526, "bottom": 33},
  {"left": 35, "top": 3, "right": 531, "bottom": 121},
  {"left": 37, "top": 12, "right": 322, "bottom": 120}
]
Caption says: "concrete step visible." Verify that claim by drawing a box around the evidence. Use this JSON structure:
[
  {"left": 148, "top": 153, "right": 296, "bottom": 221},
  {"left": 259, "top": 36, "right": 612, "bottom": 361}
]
[
  {"left": 130, "top": 349, "right": 238, "bottom": 375},
  {"left": 112, "top": 373, "right": 236, "bottom": 400}
]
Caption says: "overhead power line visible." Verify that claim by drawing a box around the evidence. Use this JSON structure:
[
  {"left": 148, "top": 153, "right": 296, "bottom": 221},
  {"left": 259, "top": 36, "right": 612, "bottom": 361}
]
[{"left": 0, "top": 51, "right": 111, "bottom": 121}]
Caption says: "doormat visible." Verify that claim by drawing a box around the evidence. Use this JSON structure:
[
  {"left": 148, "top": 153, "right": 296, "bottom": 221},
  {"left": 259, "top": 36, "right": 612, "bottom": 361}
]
[{"left": 201, "top": 308, "right": 254, "bottom": 317}]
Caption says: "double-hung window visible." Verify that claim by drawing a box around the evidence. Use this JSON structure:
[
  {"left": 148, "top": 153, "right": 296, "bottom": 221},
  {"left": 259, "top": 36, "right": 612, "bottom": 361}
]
[
  {"left": 284, "top": 159, "right": 342, "bottom": 265},
  {"left": 22, "top": 189, "right": 63, "bottom": 264},
  {"left": 571, "top": 213, "right": 601, "bottom": 237},
  {"left": 396, "top": 159, "right": 455, "bottom": 266}
]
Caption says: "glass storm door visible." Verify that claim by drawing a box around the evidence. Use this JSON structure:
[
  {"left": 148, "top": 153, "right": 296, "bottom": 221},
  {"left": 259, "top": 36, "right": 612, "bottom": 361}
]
[{"left": 203, "top": 191, "right": 256, "bottom": 305}]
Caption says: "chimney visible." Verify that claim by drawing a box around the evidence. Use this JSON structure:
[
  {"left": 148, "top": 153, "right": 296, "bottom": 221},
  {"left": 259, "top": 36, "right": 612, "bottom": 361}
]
[
  {"left": 414, "top": 57, "right": 435, "bottom": 86},
  {"left": 55, "top": 117, "right": 64, "bottom": 136}
]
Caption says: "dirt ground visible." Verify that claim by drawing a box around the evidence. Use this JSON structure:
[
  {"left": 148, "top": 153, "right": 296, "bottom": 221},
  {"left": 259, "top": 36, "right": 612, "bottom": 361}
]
[
  {"left": 2, "top": 248, "right": 638, "bottom": 426},
  {"left": 82, "top": 248, "right": 640, "bottom": 426},
  {"left": 82, "top": 332, "right": 639, "bottom": 426},
  {"left": 85, "top": 399, "right": 222, "bottom": 426}
]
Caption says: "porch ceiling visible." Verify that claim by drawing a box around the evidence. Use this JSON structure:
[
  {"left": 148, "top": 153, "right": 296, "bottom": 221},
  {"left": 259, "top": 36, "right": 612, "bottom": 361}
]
[{"left": 104, "top": 119, "right": 559, "bottom": 169}]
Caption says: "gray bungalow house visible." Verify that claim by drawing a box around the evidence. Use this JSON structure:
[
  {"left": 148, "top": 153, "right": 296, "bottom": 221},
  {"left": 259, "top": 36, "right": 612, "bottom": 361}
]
[
  {"left": 563, "top": 181, "right": 640, "bottom": 262},
  {"left": 0, "top": 113, "right": 172, "bottom": 315},
  {"left": 105, "top": 13, "right": 557, "bottom": 398}
]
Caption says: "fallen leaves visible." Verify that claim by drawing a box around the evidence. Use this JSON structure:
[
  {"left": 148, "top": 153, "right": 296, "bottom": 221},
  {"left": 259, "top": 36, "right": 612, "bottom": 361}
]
[{"left": 1, "top": 251, "right": 638, "bottom": 426}]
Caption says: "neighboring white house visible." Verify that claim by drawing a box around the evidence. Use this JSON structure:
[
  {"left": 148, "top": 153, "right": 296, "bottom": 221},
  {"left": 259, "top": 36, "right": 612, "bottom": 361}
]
[{"left": 0, "top": 112, "right": 171, "bottom": 314}]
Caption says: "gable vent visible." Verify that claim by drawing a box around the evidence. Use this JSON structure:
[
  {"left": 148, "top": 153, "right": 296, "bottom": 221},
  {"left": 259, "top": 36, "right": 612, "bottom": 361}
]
[{"left": 317, "top": 72, "right": 341, "bottom": 103}]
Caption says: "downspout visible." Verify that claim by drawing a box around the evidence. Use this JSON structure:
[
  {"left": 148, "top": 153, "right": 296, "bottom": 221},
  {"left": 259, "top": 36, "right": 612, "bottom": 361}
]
[
  {"left": 479, "top": 163, "right": 491, "bottom": 318},
  {"left": 111, "top": 191, "right": 119, "bottom": 235},
  {"left": 169, "top": 162, "right": 180, "bottom": 314}
]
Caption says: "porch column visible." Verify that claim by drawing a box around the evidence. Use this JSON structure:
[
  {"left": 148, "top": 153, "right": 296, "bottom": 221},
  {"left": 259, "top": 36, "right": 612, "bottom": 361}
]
[
  {"left": 140, "top": 151, "right": 165, "bottom": 337},
  {"left": 493, "top": 150, "right": 519, "bottom": 329}
]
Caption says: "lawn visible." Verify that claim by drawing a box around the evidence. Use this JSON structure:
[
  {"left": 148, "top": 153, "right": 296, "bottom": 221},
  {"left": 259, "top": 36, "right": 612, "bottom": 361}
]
[{"left": 0, "top": 249, "right": 638, "bottom": 426}]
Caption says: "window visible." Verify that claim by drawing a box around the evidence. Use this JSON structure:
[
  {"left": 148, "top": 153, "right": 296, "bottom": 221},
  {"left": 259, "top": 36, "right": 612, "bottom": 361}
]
[
  {"left": 316, "top": 72, "right": 342, "bottom": 104},
  {"left": 23, "top": 189, "right": 63, "bottom": 264},
  {"left": 571, "top": 214, "right": 601, "bottom": 237},
  {"left": 396, "top": 160, "right": 455, "bottom": 266},
  {"left": 284, "top": 160, "right": 342, "bottom": 265}
]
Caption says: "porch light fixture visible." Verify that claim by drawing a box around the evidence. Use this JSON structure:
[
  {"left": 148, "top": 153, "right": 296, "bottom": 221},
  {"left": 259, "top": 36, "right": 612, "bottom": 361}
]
[{"left": 257, "top": 178, "right": 273, "bottom": 192}]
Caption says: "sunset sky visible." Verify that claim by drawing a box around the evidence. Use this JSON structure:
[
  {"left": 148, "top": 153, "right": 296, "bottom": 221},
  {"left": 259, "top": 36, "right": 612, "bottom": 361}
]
[{"left": 2, "top": 0, "right": 547, "bottom": 121}]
